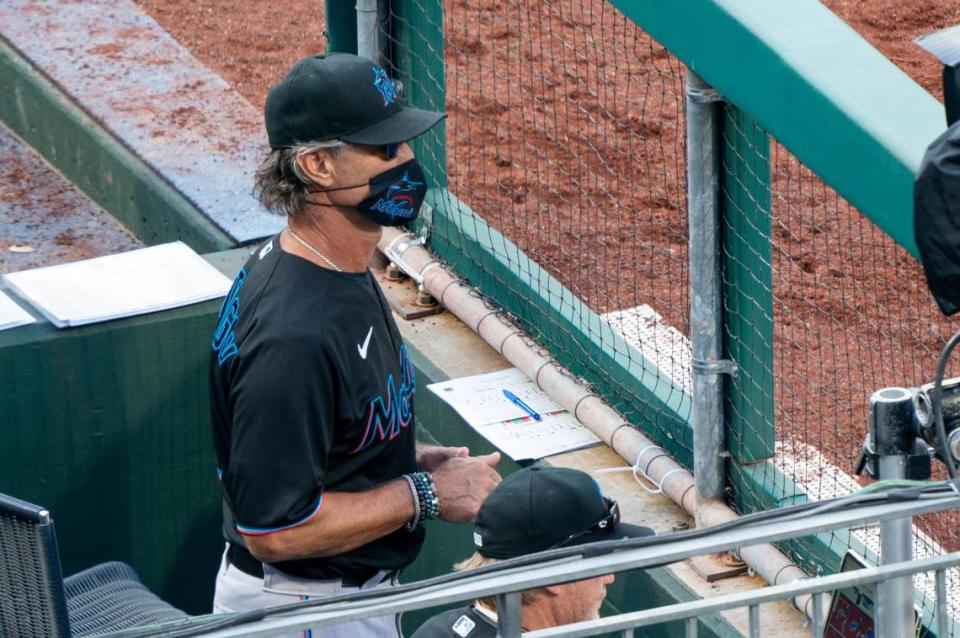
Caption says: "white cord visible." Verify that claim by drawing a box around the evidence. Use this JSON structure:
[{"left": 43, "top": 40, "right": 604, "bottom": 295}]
[{"left": 594, "top": 447, "right": 689, "bottom": 495}]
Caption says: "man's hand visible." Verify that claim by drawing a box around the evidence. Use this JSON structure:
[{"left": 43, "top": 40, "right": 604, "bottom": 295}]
[
  {"left": 431, "top": 452, "right": 502, "bottom": 523},
  {"left": 416, "top": 443, "right": 469, "bottom": 472}
]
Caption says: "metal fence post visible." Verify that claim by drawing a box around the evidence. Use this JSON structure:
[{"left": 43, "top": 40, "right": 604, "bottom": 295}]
[
  {"left": 870, "top": 388, "right": 920, "bottom": 638},
  {"left": 686, "top": 70, "right": 726, "bottom": 513},
  {"left": 386, "top": 0, "right": 447, "bottom": 189},
  {"left": 356, "top": 0, "right": 381, "bottom": 65},
  {"left": 325, "top": 2, "right": 357, "bottom": 54},
  {"left": 496, "top": 592, "right": 523, "bottom": 637}
]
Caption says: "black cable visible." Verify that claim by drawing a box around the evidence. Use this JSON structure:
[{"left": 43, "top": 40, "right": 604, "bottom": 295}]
[
  {"left": 932, "top": 328, "right": 960, "bottom": 479},
  {"left": 112, "top": 482, "right": 959, "bottom": 638}
]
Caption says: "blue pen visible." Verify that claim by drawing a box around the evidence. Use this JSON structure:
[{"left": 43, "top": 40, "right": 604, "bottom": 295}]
[{"left": 502, "top": 389, "right": 542, "bottom": 421}]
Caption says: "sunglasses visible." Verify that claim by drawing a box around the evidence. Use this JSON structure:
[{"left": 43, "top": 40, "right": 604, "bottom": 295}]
[
  {"left": 548, "top": 496, "right": 621, "bottom": 550},
  {"left": 353, "top": 143, "right": 401, "bottom": 160},
  {"left": 383, "top": 143, "right": 400, "bottom": 160}
]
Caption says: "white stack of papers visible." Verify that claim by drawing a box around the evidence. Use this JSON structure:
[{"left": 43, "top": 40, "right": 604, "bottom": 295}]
[
  {"left": 427, "top": 368, "right": 601, "bottom": 461},
  {"left": 0, "top": 289, "right": 36, "bottom": 331},
  {"left": 2, "top": 242, "right": 233, "bottom": 328}
]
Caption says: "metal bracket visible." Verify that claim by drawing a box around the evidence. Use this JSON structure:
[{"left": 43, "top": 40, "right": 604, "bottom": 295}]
[
  {"left": 417, "top": 201, "right": 433, "bottom": 241},
  {"left": 691, "top": 358, "right": 739, "bottom": 377},
  {"left": 689, "top": 552, "right": 749, "bottom": 583},
  {"left": 386, "top": 233, "right": 423, "bottom": 260},
  {"left": 383, "top": 232, "right": 427, "bottom": 285},
  {"left": 686, "top": 86, "right": 724, "bottom": 104}
]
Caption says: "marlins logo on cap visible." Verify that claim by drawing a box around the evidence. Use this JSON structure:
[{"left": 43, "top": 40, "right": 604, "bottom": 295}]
[{"left": 373, "top": 66, "right": 398, "bottom": 106}]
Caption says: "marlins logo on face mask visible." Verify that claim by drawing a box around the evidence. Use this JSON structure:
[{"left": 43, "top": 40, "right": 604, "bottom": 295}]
[
  {"left": 306, "top": 158, "right": 429, "bottom": 227},
  {"left": 352, "top": 159, "right": 428, "bottom": 227}
]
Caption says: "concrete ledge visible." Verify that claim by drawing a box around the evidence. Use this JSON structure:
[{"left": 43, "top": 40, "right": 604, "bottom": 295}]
[
  {"left": 0, "top": 0, "right": 284, "bottom": 247},
  {"left": 0, "top": 36, "right": 232, "bottom": 253},
  {"left": 0, "top": 122, "right": 142, "bottom": 272}
]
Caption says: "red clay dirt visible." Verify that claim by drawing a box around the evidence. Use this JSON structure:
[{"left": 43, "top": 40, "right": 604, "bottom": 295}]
[{"left": 825, "top": 0, "right": 960, "bottom": 100}]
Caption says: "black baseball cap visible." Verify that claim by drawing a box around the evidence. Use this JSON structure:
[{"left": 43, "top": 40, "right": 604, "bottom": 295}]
[
  {"left": 473, "top": 466, "right": 654, "bottom": 559},
  {"left": 264, "top": 53, "right": 447, "bottom": 149}
]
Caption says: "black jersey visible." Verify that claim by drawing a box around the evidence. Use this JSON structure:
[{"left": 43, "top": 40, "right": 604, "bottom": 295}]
[
  {"left": 209, "top": 234, "right": 423, "bottom": 581},
  {"left": 411, "top": 606, "right": 497, "bottom": 638}
]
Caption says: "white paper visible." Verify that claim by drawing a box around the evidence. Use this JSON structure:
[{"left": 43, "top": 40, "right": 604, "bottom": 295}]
[
  {"left": 471, "top": 412, "right": 601, "bottom": 462},
  {"left": 427, "top": 368, "right": 601, "bottom": 461},
  {"left": 0, "top": 289, "right": 36, "bottom": 331},
  {"left": 2, "top": 242, "right": 232, "bottom": 328}
]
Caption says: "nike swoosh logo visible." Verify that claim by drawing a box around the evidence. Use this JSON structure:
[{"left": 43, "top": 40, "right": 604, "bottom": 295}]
[
  {"left": 258, "top": 240, "right": 273, "bottom": 260},
  {"left": 357, "top": 327, "right": 373, "bottom": 360}
]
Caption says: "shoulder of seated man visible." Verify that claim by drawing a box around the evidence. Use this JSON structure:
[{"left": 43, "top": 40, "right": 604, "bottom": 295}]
[{"left": 413, "top": 606, "right": 495, "bottom": 638}]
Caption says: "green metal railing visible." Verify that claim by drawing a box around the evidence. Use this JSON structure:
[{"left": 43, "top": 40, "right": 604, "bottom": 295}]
[{"left": 324, "top": 0, "right": 960, "bottom": 630}]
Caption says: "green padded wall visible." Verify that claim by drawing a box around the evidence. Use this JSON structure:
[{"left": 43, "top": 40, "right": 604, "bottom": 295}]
[{"left": 0, "top": 249, "right": 248, "bottom": 613}]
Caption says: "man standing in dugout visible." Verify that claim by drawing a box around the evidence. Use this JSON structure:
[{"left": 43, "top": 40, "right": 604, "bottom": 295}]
[{"left": 209, "top": 53, "right": 502, "bottom": 636}]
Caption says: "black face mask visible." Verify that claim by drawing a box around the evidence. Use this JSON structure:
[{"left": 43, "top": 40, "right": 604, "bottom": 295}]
[{"left": 307, "top": 159, "right": 428, "bottom": 227}]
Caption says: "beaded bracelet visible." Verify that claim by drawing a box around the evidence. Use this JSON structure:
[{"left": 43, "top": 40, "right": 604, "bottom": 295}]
[
  {"left": 403, "top": 474, "right": 421, "bottom": 531},
  {"left": 411, "top": 471, "right": 440, "bottom": 520},
  {"left": 403, "top": 471, "right": 440, "bottom": 530}
]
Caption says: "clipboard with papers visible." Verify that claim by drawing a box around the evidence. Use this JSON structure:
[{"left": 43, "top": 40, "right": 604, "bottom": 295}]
[
  {"left": 2, "top": 242, "right": 233, "bottom": 328},
  {"left": 427, "top": 367, "right": 601, "bottom": 462}
]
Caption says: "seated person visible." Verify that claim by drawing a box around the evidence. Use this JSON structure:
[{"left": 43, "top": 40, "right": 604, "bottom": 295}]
[{"left": 412, "top": 465, "right": 654, "bottom": 637}]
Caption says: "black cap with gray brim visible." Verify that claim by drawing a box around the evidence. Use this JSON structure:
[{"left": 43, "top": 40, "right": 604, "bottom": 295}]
[{"left": 264, "top": 53, "right": 447, "bottom": 149}]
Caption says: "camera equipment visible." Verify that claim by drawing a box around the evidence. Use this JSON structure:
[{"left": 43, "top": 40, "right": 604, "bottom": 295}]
[
  {"left": 851, "top": 329, "right": 960, "bottom": 636},
  {"left": 919, "top": 376, "right": 960, "bottom": 472},
  {"left": 855, "top": 387, "right": 932, "bottom": 482},
  {"left": 855, "top": 329, "right": 960, "bottom": 481}
]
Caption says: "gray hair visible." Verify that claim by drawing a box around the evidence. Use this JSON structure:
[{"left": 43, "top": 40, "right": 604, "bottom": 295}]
[
  {"left": 455, "top": 552, "right": 542, "bottom": 608},
  {"left": 254, "top": 139, "right": 346, "bottom": 217}
]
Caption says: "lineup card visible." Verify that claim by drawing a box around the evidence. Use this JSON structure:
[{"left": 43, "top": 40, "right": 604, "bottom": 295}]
[{"left": 427, "top": 367, "right": 601, "bottom": 461}]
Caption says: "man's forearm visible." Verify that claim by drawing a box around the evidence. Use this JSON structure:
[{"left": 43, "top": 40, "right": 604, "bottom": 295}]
[{"left": 243, "top": 478, "right": 414, "bottom": 563}]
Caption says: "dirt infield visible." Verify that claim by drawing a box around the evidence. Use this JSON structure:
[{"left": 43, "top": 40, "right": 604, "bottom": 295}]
[
  {"left": 131, "top": 1, "right": 960, "bottom": 113},
  {"left": 824, "top": 0, "right": 960, "bottom": 99},
  {"left": 3, "top": 0, "right": 951, "bottom": 283}
]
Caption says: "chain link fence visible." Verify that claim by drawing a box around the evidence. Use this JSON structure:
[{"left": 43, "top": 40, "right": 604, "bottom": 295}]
[
  {"left": 385, "top": 0, "right": 694, "bottom": 460},
  {"left": 723, "top": 118, "right": 960, "bottom": 623},
  {"left": 383, "top": 0, "right": 960, "bottom": 628}
]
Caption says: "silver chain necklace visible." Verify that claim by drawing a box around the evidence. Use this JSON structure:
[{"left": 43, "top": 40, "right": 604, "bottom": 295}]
[{"left": 286, "top": 229, "right": 342, "bottom": 272}]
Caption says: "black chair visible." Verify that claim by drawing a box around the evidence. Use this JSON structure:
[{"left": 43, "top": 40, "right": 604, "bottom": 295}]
[{"left": 0, "top": 492, "right": 188, "bottom": 637}]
